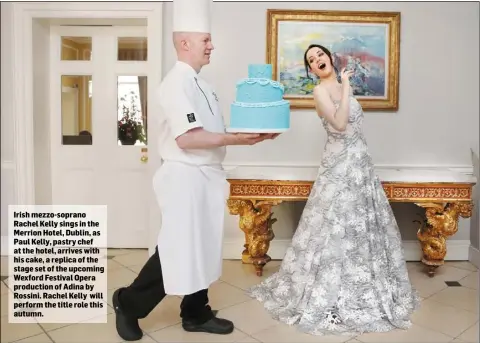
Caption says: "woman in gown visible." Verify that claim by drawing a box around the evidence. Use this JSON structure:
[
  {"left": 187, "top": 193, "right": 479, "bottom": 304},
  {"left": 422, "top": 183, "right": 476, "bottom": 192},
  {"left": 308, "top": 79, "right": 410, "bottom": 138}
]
[{"left": 247, "top": 44, "right": 420, "bottom": 336}]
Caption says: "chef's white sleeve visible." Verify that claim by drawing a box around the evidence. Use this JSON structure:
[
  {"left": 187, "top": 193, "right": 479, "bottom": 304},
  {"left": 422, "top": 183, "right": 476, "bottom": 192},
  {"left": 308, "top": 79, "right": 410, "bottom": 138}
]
[{"left": 163, "top": 84, "right": 203, "bottom": 139}]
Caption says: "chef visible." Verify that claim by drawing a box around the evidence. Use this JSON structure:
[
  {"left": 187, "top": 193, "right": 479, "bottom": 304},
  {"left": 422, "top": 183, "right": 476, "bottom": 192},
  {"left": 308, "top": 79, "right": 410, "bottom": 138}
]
[{"left": 112, "top": 0, "right": 273, "bottom": 341}]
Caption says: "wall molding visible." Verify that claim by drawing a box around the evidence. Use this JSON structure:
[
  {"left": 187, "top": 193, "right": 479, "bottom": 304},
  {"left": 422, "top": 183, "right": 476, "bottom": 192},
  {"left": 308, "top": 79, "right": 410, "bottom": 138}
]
[
  {"left": 1, "top": 236, "right": 8, "bottom": 257},
  {"left": 222, "top": 239, "right": 472, "bottom": 261},
  {"left": 1, "top": 161, "right": 15, "bottom": 170},
  {"left": 468, "top": 245, "right": 480, "bottom": 268}
]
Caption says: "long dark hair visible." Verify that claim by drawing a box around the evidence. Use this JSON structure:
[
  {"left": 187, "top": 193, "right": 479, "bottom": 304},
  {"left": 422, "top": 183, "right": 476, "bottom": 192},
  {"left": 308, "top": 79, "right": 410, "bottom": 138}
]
[{"left": 303, "top": 44, "right": 339, "bottom": 80}]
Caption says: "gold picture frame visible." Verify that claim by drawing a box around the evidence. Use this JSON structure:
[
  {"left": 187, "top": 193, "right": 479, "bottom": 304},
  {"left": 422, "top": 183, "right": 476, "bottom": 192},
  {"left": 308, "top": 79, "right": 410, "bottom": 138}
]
[{"left": 266, "top": 9, "right": 401, "bottom": 111}]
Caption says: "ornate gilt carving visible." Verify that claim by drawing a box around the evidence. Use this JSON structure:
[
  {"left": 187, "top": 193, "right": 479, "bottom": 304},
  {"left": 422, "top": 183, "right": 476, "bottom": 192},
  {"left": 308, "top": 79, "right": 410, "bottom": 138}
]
[
  {"left": 227, "top": 178, "right": 475, "bottom": 277},
  {"left": 227, "top": 199, "right": 281, "bottom": 276},
  {"left": 229, "top": 180, "right": 473, "bottom": 202},
  {"left": 230, "top": 180, "right": 313, "bottom": 200},
  {"left": 414, "top": 202, "right": 474, "bottom": 277}
]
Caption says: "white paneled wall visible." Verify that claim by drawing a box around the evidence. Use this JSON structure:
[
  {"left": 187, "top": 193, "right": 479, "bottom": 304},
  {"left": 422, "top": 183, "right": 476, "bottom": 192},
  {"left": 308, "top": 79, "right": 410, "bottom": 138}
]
[{"left": 1, "top": 2, "right": 16, "bottom": 255}]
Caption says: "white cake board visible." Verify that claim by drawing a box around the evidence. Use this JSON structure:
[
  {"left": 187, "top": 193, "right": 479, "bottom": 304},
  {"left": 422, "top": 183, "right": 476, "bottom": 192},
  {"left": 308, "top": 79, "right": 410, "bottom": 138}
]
[{"left": 226, "top": 128, "right": 289, "bottom": 134}]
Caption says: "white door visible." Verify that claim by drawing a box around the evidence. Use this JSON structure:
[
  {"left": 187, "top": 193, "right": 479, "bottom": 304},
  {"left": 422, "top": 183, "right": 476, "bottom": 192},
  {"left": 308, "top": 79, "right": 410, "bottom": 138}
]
[{"left": 50, "top": 25, "right": 160, "bottom": 248}]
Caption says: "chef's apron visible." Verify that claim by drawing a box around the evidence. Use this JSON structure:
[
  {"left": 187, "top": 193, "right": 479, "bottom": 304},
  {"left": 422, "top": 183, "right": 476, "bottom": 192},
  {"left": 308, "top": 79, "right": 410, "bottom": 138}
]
[{"left": 153, "top": 160, "right": 228, "bottom": 295}]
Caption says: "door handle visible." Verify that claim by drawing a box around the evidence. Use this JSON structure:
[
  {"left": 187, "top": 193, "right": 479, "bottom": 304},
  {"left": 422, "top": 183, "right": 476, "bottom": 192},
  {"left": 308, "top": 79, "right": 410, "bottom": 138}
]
[{"left": 140, "top": 147, "right": 148, "bottom": 163}]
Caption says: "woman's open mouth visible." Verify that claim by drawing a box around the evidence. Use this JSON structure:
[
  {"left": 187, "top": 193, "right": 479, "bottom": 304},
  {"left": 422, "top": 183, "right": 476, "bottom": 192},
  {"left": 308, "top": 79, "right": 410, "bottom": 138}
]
[{"left": 319, "top": 63, "right": 326, "bottom": 70}]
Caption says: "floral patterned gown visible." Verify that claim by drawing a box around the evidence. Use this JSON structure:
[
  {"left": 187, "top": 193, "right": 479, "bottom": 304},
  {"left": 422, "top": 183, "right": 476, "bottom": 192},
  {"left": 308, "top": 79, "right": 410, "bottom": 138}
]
[{"left": 247, "top": 91, "right": 420, "bottom": 336}]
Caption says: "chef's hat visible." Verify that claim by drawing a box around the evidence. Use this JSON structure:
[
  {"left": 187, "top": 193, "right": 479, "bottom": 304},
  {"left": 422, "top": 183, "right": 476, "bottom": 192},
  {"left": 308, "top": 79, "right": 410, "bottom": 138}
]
[{"left": 173, "top": 0, "right": 212, "bottom": 33}]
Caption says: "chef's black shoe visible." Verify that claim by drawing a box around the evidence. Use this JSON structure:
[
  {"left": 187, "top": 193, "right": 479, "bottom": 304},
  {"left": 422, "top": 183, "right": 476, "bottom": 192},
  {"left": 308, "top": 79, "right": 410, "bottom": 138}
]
[
  {"left": 182, "top": 316, "right": 234, "bottom": 335},
  {"left": 112, "top": 288, "right": 143, "bottom": 341}
]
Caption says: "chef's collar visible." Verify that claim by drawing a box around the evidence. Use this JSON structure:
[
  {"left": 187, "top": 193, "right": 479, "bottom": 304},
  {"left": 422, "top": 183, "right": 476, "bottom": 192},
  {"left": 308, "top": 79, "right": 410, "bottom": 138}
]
[{"left": 176, "top": 61, "right": 199, "bottom": 76}]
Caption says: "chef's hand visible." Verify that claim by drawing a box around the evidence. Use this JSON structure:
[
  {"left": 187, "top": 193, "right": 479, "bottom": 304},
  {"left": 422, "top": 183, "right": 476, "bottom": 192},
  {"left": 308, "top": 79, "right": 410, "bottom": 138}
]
[
  {"left": 226, "top": 132, "right": 281, "bottom": 146},
  {"left": 256, "top": 133, "right": 281, "bottom": 140},
  {"left": 267, "top": 133, "right": 281, "bottom": 139},
  {"left": 249, "top": 133, "right": 281, "bottom": 142},
  {"left": 229, "top": 133, "right": 265, "bottom": 145}
]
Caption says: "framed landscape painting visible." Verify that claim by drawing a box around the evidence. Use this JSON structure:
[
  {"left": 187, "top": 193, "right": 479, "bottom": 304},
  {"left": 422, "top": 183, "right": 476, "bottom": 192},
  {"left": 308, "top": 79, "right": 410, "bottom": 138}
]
[{"left": 266, "top": 9, "right": 400, "bottom": 111}]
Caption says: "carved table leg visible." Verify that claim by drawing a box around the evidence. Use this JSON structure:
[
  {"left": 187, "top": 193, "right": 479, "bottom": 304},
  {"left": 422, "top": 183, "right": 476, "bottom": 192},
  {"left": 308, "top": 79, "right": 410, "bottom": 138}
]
[
  {"left": 414, "top": 202, "right": 473, "bottom": 277},
  {"left": 227, "top": 199, "right": 280, "bottom": 276},
  {"left": 241, "top": 231, "right": 252, "bottom": 264}
]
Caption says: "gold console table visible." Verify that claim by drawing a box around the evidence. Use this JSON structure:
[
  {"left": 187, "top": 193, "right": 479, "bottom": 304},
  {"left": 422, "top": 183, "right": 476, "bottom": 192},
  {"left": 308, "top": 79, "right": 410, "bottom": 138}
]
[{"left": 226, "top": 172, "right": 475, "bottom": 278}]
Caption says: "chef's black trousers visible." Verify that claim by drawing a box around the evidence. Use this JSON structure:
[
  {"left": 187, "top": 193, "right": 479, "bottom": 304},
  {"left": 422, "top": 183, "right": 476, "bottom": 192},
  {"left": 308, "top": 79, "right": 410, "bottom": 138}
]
[{"left": 117, "top": 246, "right": 214, "bottom": 324}]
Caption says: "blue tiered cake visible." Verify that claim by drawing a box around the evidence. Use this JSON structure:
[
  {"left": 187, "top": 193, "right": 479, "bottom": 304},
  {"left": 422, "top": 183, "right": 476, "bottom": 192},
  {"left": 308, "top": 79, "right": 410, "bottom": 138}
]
[{"left": 227, "top": 64, "right": 290, "bottom": 133}]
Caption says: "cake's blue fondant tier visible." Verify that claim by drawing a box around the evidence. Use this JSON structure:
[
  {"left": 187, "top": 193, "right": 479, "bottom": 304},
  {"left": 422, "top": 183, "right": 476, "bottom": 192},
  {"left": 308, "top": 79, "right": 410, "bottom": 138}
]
[
  {"left": 236, "top": 79, "right": 284, "bottom": 103},
  {"left": 230, "top": 100, "right": 290, "bottom": 130},
  {"left": 248, "top": 64, "right": 273, "bottom": 79}
]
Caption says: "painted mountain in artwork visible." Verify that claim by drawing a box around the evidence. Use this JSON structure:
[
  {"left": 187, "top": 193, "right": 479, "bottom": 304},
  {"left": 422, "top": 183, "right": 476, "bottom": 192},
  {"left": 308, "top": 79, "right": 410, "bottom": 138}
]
[{"left": 331, "top": 36, "right": 386, "bottom": 97}]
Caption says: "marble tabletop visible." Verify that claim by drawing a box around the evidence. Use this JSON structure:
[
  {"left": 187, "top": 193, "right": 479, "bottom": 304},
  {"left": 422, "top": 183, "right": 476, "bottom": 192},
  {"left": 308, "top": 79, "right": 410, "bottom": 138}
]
[{"left": 224, "top": 165, "right": 477, "bottom": 184}]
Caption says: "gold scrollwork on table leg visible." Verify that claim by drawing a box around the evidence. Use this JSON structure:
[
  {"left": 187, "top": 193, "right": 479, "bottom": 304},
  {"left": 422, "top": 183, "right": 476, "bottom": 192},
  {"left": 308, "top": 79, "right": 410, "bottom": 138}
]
[
  {"left": 227, "top": 199, "right": 281, "bottom": 276},
  {"left": 414, "top": 202, "right": 473, "bottom": 277}
]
